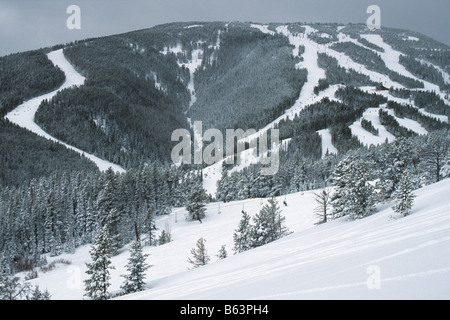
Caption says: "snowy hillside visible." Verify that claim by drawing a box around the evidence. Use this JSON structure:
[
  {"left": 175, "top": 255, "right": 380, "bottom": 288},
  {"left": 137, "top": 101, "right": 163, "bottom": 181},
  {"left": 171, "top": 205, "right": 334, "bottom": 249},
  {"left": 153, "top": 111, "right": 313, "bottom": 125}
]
[
  {"left": 20, "top": 178, "right": 450, "bottom": 300},
  {"left": 5, "top": 49, "right": 125, "bottom": 174},
  {"left": 199, "top": 23, "right": 450, "bottom": 196}
]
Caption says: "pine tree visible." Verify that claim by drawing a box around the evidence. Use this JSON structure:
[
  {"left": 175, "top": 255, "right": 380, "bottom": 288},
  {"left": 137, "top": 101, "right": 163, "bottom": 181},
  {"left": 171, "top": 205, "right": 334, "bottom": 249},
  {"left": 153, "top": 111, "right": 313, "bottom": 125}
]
[
  {"left": 187, "top": 237, "right": 210, "bottom": 269},
  {"left": 105, "top": 208, "right": 122, "bottom": 254},
  {"left": 252, "top": 197, "right": 290, "bottom": 247},
  {"left": 216, "top": 245, "right": 228, "bottom": 260},
  {"left": 186, "top": 181, "right": 207, "bottom": 222},
  {"left": 233, "top": 210, "right": 254, "bottom": 254},
  {"left": 378, "top": 137, "right": 413, "bottom": 199},
  {"left": 143, "top": 207, "right": 158, "bottom": 246},
  {"left": 421, "top": 130, "right": 450, "bottom": 183},
  {"left": 392, "top": 171, "right": 416, "bottom": 217},
  {"left": 121, "top": 240, "right": 150, "bottom": 294},
  {"left": 0, "top": 265, "right": 31, "bottom": 300},
  {"left": 28, "top": 285, "right": 51, "bottom": 300},
  {"left": 158, "top": 223, "right": 172, "bottom": 245},
  {"left": 331, "top": 154, "right": 376, "bottom": 220},
  {"left": 84, "top": 225, "right": 115, "bottom": 300}
]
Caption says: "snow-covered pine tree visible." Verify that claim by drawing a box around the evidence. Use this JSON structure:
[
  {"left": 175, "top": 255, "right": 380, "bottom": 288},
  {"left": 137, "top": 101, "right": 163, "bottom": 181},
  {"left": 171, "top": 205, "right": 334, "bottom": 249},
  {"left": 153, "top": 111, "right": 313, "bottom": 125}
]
[
  {"left": 28, "top": 285, "right": 51, "bottom": 300},
  {"left": 143, "top": 207, "right": 158, "bottom": 246},
  {"left": 378, "top": 137, "right": 413, "bottom": 199},
  {"left": 331, "top": 154, "right": 376, "bottom": 220},
  {"left": 185, "top": 181, "right": 207, "bottom": 222},
  {"left": 105, "top": 208, "right": 122, "bottom": 255},
  {"left": 392, "top": 171, "right": 416, "bottom": 217},
  {"left": 216, "top": 162, "right": 229, "bottom": 202},
  {"left": 216, "top": 245, "right": 228, "bottom": 260},
  {"left": 233, "top": 210, "right": 254, "bottom": 254},
  {"left": 121, "top": 240, "right": 150, "bottom": 294},
  {"left": 252, "top": 197, "right": 290, "bottom": 247},
  {"left": 84, "top": 225, "right": 115, "bottom": 300},
  {"left": 421, "top": 130, "right": 450, "bottom": 183},
  {"left": 187, "top": 237, "right": 210, "bottom": 269},
  {"left": 0, "top": 265, "right": 31, "bottom": 300}
]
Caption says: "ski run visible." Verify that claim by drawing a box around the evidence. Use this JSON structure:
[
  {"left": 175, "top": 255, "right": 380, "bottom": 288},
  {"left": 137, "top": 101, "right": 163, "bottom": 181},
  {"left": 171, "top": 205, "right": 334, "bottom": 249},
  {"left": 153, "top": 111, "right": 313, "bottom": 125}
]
[
  {"left": 201, "top": 23, "right": 448, "bottom": 197},
  {"left": 5, "top": 49, "right": 125, "bottom": 174}
]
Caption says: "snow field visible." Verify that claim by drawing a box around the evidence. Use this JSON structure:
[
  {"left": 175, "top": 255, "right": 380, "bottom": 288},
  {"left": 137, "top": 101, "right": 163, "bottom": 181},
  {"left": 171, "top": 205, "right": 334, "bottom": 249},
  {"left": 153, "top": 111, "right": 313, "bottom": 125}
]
[
  {"left": 318, "top": 129, "right": 338, "bottom": 158},
  {"left": 21, "top": 179, "right": 450, "bottom": 300},
  {"left": 123, "top": 179, "right": 450, "bottom": 300},
  {"left": 349, "top": 107, "right": 396, "bottom": 147}
]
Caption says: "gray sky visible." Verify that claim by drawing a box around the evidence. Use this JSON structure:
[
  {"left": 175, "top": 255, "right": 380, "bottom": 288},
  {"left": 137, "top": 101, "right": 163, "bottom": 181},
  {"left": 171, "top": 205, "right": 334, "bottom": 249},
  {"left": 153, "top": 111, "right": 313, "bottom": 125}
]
[{"left": 1, "top": 0, "right": 449, "bottom": 57}]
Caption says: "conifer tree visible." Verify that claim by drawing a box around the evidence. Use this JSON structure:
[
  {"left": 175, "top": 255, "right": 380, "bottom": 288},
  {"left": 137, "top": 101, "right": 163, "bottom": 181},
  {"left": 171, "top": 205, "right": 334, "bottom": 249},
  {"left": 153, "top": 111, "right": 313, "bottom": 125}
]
[
  {"left": 216, "top": 245, "right": 228, "bottom": 260},
  {"left": 143, "top": 207, "right": 158, "bottom": 246},
  {"left": 121, "top": 240, "right": 150, "bottom": 294},
  {"left": 28, "top": 285, "right": 51, "bottom": 300},
  {"left": 187, "top": 237, "right": 210, "bottom": 269},
  {"left": 252, "top": 197, "right": 290, "bottom": 247},
  {"left": 233, "top": 210, "right": 254, "bottom": 254},
  {"left": 186, "top": 181, "right": 207, "bottom": 222},
  {"left": 84, "top": 225, "right": 115, "bottom": 300},
  {"left": 157, "top": 223, "right": 172, "bottom": 245},
  {"left": 0, "top": 265, "right": 31, "bottom": 300},
  {"left": 422, "top": 130, "right": 449, "bottom": 183},
  {"left": 331, "top": 154, "right": 376, "bottom": 220},
  {"left": 392, "top": 171, "right": 416, "bottom": 217},
  {"left": 378, "top": 137, "right": 413, "bottom": 199}
]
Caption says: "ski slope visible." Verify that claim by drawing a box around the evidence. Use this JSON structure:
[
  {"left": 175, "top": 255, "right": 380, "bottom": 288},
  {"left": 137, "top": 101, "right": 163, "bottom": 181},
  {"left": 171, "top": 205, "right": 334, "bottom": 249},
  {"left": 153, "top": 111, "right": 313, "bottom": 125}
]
[
  {"left": 318, "top": 129, "right": 338, "bottom": 158},
  {"left": 20, "top": 179, "right": 450, "bottom": 300},
  {"left": 5, "top": 49, "right": 125, "bottom": 174},
  {"left": 350, "top": 107, "right": 396, "bottom": 146},
  {"left": 201, "top": 24, "right": 448, "bottom": 196}
]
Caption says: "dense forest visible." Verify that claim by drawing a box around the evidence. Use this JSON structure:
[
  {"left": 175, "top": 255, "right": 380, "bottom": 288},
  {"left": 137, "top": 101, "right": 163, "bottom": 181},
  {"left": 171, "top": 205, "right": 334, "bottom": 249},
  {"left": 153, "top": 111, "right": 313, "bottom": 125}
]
[
  {"left": 0, "top": 163, "right": 202, "bottom": 273},
  {"left": 0, "top": 119, "right": 98, "bottom": 187},
  {"left": 188, "top": 23, "right": 308, "bottom": 132},
  {"left": 0, "top": 50, "right": 65, "bottom": 118},
  {"left": 216, "top": 129, "right": 450, "bottom": 202}
]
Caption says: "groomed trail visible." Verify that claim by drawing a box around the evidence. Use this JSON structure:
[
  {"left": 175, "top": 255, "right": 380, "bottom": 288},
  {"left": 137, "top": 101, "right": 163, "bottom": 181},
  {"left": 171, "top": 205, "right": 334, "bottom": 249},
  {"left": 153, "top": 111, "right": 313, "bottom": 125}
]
[{"left": 5, "top": 49, "right": 125, "bottom": 174}]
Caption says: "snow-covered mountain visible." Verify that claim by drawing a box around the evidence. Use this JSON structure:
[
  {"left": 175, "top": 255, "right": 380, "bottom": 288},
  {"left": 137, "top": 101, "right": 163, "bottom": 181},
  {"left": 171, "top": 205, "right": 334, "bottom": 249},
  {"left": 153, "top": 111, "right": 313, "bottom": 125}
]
[
  {"left": 1, "top": 21, "right": 449, "bottom": 302},
  {"left": 3, "top": 21, "right": 449, "bottom": 186}
]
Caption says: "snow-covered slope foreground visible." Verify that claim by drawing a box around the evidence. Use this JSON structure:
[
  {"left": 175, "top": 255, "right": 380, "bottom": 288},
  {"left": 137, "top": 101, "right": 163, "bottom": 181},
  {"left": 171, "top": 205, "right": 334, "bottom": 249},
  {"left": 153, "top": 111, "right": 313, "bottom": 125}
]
[
  {"left": 5, "top": 49, "right": 125, "bottom": 174},
  {"left": 23, "top": 179, "right": 450, "bottom": 300}
]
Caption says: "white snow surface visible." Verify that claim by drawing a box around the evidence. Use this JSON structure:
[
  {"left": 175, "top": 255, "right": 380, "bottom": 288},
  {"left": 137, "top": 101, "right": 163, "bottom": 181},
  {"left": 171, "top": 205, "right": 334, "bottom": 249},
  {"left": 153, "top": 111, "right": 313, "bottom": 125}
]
[
  {"left": 318, "top": 129, "right": 338, "bottom": 158},
  {"left": 350, "top": 107, "right": 396, "bottom": 147},
  {"left": 5, "top": 49, "right": 125, "bottom": 174},
  {"left": 21, "top": 179, "right": 450, "bottom": 300}
]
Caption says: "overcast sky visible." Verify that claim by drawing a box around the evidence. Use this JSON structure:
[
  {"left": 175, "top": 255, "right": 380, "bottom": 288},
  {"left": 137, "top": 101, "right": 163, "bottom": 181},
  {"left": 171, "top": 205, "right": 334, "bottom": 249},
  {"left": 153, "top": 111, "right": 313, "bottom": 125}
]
[{"left": 1, "top": 0, "right": 449, "bottom": 57}]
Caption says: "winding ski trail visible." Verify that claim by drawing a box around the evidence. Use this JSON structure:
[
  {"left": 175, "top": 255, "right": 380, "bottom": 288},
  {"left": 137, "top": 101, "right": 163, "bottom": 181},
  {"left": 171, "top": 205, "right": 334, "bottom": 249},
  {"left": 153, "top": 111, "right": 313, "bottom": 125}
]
[{"left": 5, "top": 49, "right": 125, "bottom": 174}]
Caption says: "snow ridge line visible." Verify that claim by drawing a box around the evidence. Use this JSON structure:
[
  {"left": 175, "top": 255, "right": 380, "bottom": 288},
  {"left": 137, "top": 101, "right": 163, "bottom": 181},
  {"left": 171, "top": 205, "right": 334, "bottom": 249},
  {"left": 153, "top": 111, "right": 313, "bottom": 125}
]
[{"left": 5, "top": 49, "right": 126, "bottom": 174}]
